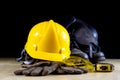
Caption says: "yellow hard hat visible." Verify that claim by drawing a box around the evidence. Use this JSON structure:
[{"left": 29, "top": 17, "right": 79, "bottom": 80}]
[{"left": 25, "top": 20, "right": 71, "bottom": 62}]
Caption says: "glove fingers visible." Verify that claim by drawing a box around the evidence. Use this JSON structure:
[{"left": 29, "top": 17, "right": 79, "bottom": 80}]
[
  {"left": 57, "top": 66, "right": 88, "bottom": 74},
  {"left": 61, "top": 67, "right": 74, "bottom": 73},
  {"left": 42, "top": 66, "right": 51, "bottom": 76},
  {"left": 73, "top": 68, "right": 84, "bottom": 74},
  {"left": 77, "top": 68, "right": 88, "bottom": 73},
  {"left": 14, "top": 69, "right": 24, "bottom": 75},
  {"left": 22, "top": 67, "right": 36, "bottom": 76},
  {"left": 30, "top": 67, "right": 43, "bottom": 76},
  {"left": 42, "top": 62, "right": 60, "bottom": 76},
  {"left": 55, "top": 67, "right": 65, "bottom": 74}
]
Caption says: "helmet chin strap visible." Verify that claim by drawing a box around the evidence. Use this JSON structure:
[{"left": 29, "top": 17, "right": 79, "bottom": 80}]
[
  {"left": 89, "top": 43, "right": 93, "bottom": 58},
  {"left": 16, "top": 49, "right": 26, "bottom": 62},
  {"left": 89, "top": 42, "right": 100, "bottom": 59},
  {"left": 65, "top": 16, "right": 76, "bottom": 29}
]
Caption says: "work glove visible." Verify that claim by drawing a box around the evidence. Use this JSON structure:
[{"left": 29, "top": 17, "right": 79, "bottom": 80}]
[
  {"left": 14, "top": 49, "right": 94, "bottom": 76},
  {"left": 14, "top": 53, "right": 90, "bottom": 76},
  {"left": 14, "top": 59, "right": 88, "bottom": 76},
  {"left": 14, "top": 60, "right": 59, "bottom": 76}
]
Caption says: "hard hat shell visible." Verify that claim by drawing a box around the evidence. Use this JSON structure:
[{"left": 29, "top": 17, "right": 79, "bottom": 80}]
[{"left": 25, "top": 20, "right": 71, "bottom": 61}]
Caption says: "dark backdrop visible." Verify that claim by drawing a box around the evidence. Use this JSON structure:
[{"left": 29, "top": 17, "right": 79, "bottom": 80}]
[{"left": 0, "top": 2, "right": 120, "bottom": 59}]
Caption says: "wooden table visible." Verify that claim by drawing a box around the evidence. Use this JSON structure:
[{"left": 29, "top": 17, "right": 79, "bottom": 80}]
[{"left": 0, "top": 58, "right": 120, "bottom": 80}]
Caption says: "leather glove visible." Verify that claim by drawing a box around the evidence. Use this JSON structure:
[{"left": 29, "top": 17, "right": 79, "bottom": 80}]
[
  {"left": 14, "top": 52, "right": 89, "bottom": 76},
  {"left": 14, "top": 60, "right": 59, "bottom": 76},
  {"left": 14, "top": 60, "right": 88, "bottom": 76},
  {"left": 55, "top": 66, "right": 88, "bottom": 74}
]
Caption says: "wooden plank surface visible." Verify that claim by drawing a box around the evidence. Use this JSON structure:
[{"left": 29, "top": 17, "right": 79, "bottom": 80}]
[{"left": 0, "top": 58, "right": 120, "bottom": 80}]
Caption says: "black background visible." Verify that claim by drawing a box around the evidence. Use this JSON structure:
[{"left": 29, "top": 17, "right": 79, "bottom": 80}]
[{"left": 0, "top": 1, "right": 120, "bottom": 59}]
